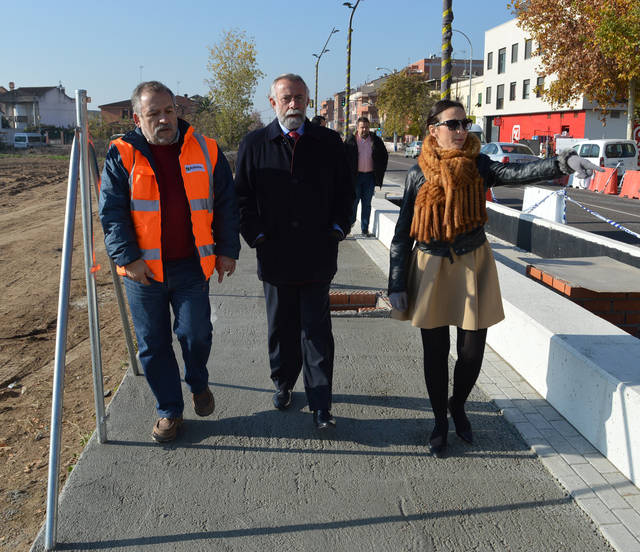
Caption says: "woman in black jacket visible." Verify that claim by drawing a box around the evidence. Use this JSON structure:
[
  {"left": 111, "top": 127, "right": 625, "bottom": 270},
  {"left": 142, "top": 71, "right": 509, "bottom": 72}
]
[{"left": 388, "top": 99, "right": 600, "bottom": 456}]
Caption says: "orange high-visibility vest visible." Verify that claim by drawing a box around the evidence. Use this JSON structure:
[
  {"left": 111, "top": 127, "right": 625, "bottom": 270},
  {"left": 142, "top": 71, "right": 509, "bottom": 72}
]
[{"left": 111, "top": 127, "right": 219, "bottom": 282}]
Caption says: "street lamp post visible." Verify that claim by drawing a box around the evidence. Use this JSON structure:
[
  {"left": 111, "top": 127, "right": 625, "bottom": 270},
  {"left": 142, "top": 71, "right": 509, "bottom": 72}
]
[
  {"left": 375, "top": 66, "right": 398, "bottom": 151},
  {"left": 343, "top": 0, "right": 361, "bottom": 140},
  {"left": 452, "top": 29, "right": 473, "bottom": 114},
  {"left": 313, "top": 27, "right": 339, "bottom": 117}
]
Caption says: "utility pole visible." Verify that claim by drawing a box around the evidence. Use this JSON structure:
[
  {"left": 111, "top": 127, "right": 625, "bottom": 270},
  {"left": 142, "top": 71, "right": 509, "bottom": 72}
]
[
  {"left": 441, "top": 0, "right": 453, "bottom": 100},
  {"left": 313, "top": 27, "right": 339, "bottom": 116},
  {"left": 343, "top": 0, "right": 361, "bottom": 140},
  {"left": 453, "top": 29, "right": 473, "bottom": 114}
]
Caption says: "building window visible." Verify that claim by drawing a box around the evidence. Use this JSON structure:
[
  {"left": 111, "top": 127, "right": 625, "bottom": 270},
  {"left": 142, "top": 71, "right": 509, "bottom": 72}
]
[
  {"left": 536, "top": 76, "right": 545, "bottom": 97},
  {"left": 522, "top": 79, "right": 530, "bottom": 99},
  {"left": 496, "top": 84, "right": 504, "bottom": 109},
  {"left": 498, "top": 48, "right": 506, "bottom": 74},
  {"left": 524, "top": 39, "right": 533, "bottom": 59},
  {"left": 611, "top": 111, "right": 621, "bottom": 119},
  {"left": 486, "top": 86, "right": 492, "bottom": 104},
  {"left": 477, "top": 92, "right": 482, "bottom": 106},
  {"left": 509, "top": 82, "right": 516, "bottom": 101},
  {"left": 487, "top": 52, "right": 493, "bottom": 70},
  {"left": 511, "top": 43, "right": 518, "bottom": 63}
]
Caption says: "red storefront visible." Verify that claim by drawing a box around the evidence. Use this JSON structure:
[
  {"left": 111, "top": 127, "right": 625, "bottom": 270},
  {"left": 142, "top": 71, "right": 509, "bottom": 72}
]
[{"left": 494, "top": 111, "right": 587, "bottom": 142}]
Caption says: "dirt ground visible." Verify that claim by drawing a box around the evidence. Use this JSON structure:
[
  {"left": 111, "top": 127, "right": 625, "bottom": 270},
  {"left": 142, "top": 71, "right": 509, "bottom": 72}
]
[{"left": 0, "top": 150, "right": 130, "bottom": 551}]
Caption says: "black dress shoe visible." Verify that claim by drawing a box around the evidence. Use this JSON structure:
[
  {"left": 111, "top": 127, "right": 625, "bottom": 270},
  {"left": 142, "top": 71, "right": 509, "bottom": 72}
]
[
  {"left": 313, "top": 409, "right": 336, "bottom": 429},
  {"left": 429, "top": 420, "right": 448, "bottom": 457},
  {"left": 448, "top": 397, "right": 473, "bottom": 444},
  {"left": 272, "top": 389, "right": 292, "bottom": 410}
]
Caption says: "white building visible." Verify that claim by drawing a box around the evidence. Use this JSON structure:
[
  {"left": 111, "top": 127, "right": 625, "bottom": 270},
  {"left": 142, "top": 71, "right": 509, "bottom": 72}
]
[
  {"left": 481, "top": 19, "right": 628, "bottom": 146},
  {"left": 0, "top": 83, "right": 76, "bottom": 130}
]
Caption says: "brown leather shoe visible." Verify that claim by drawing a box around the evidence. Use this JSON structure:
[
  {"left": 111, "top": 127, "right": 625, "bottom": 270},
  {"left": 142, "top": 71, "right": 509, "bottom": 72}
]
[
  {"left": 152, "top": 417, "right": 183, "bottom": 442},
  {"left": 193, "top": 388, "right": 215, "bottom": 417}
]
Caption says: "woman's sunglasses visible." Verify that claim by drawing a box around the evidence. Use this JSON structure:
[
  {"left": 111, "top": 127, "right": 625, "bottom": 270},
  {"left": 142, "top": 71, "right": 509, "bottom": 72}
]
[{"left": 433, "top": 118, "right": 473, "bottom": 131}]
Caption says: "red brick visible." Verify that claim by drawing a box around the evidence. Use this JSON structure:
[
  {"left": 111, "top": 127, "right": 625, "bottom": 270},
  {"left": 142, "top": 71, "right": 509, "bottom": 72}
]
[
  {"left": 612, "top": 299, "right": 640, "bottom": 311},
  {"left": 598, "top": 312, "right": 625, "bottom": 325},
  {"left": 329, "top": 292, "right": 349, "bottom": 305},
  {"left": 552, "top": 278, "right": 567, "bottom": 294},
  {"left": 526, "top": 266, "right": 542, "bottom": 280},
  {"left": 542, "top": 272, "right": 554, "bottom": 286},
  {"left": 349, "top": 292, "right": 377, "bottom": 306},
  {"left": 564, "top": 286, "right": 599, "bottom": 299},
  {"left": 575, "top": 299, "right": 612, "bottom": 312}
]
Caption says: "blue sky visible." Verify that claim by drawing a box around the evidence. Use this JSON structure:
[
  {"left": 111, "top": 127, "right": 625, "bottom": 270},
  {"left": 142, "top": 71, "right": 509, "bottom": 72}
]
[{"left": 3, "top": 0, "right": 514, "bottom": 122}]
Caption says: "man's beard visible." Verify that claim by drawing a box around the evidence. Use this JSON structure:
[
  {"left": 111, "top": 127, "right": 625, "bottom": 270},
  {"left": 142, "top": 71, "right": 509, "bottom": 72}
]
[{"left": 278, "top": 108, "right": 305, "bottom": 130}]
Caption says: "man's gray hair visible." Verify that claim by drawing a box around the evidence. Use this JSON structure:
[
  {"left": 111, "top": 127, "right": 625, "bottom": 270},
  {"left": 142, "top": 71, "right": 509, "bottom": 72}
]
[
  {"left": 269, "top": 73, "right": 310, "bottom": 100},
  {"left": 131, "top": 81, "right": 175, "bottom": 115}
]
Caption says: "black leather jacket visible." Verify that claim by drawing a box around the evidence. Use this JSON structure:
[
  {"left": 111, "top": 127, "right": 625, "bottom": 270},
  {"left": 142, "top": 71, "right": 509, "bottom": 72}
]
[{"left": 388, "top": 152, "right": 574, "bottom": 293}]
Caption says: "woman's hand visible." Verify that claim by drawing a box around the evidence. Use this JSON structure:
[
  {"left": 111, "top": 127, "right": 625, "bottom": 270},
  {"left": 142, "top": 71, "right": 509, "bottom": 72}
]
[{"left": 389, "top": 291, "right": 408, "bottom": 311}]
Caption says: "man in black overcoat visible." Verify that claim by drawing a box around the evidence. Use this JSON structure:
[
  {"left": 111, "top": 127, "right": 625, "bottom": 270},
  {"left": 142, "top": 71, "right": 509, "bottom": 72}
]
[{"left": 235, "top": 73, "right": 354, "bottom": 429}]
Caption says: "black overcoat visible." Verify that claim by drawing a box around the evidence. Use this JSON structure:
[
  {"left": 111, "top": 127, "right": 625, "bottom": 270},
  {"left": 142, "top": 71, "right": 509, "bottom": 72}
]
[{"left": 235, "top": 118, "right": 354, "bottom": 284}]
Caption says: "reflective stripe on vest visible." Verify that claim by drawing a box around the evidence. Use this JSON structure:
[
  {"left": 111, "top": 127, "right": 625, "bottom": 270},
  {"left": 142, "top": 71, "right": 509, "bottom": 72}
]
[{"left": 111, "top": 128, "right": 219, "bottom": 282}]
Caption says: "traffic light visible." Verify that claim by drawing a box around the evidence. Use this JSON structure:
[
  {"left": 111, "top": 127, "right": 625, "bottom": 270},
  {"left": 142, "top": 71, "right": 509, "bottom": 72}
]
[
  {"left": 341, "top": 97, "right": 345, "bottom": 107},
  {"left": 309, "top": 99, "right": 314, "bottom": 108}
]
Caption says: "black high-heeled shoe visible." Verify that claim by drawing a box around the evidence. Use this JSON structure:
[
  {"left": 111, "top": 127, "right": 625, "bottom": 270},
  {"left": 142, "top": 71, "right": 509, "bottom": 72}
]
[
  {"left": 448, "top": 397, "right": 473, "bottom": 444},
  {"left": 429, "top": 420, "right": 449, "bottom": 457}
]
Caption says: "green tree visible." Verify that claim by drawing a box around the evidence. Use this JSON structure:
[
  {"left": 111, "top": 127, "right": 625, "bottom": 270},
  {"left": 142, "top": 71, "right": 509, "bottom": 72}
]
[
  {"left": 205, "top": 29, "right": 264, "bottom": 150},
  {"left": 376, "top": 70, "right": 436, "bottom": 140},
  {"left": 509, "top": 0, "right": 640, "bottom": 137}
]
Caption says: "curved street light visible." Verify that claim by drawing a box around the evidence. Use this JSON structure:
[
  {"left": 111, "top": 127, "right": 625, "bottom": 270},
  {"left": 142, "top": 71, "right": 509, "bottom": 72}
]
[
  {"left": 375, "top": 66, "right": 394, "bottom": 74},
  {"left": 313, "top": 27, "right": 339, "bottom": 116},
  {"left": 452, "top": 28, "right": 473, "bottom": 114},
  {"left": 343, "top": 0, "right": 361, "bottom": 139}
]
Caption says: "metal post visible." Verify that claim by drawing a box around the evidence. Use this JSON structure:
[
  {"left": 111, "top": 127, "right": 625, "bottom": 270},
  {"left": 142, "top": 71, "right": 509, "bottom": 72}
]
[
  {"left": 45, "top": 134, "right": 80, "bottom": 551},
  {"left": 441, "top": 0, "right": 453, "bottom": 100},
  {"left": 76, "top": 89, "right": 107, "bottom": 445},
  {"left": 453, "top": 29, "right": 473, "bottom": 114},
  {"left": 313, "top": 27, "right": 339, "bottom": 118},
  {"left": 344, "top": 0, "right": 361, "bottom": 140},
  {"left": 87, "top": 145, "right": 141, "bottom": 376}
]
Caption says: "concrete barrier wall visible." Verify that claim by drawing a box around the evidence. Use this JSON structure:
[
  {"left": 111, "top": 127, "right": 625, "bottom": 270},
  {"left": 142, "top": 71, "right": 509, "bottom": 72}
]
[{"left": 361, "top": 196, "right": 640, "bottom": 486}]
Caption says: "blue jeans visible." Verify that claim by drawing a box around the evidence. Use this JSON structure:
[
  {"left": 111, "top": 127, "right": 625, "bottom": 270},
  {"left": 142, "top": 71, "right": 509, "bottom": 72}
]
[
  {"left": 123, "top": 256, "right": 212, "bottom": 418},
  {"left": 352, "top": 172, "right": 376, "bottom": 233}
]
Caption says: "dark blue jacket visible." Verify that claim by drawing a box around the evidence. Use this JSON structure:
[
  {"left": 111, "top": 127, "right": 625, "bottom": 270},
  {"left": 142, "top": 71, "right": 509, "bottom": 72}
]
[
  {"left": 99, "top": 119, "right": 240, "bottom": 270},
  {"left": 235, "top": 118, "right": 354, "bottom": 284}
]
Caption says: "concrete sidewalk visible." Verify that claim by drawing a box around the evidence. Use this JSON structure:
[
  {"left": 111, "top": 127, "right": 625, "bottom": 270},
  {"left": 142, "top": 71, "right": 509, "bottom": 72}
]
[{"left": 32, "top": 239, "right": 611, "bottom": 551}]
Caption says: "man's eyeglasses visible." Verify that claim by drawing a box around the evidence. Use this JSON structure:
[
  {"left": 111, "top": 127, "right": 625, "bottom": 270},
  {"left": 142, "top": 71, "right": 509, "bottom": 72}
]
[{"left": 433, "top": 118, "right": 473, "bottom": 131}]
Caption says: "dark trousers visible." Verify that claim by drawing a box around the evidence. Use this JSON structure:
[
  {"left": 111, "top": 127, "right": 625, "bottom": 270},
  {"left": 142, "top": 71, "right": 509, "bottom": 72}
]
[
  {"left": 263, "top": 281, "right": 334, "bottom": 411},
  {"left": 351, "top": 172, "right": 376, "bottom": 233},
  {"left": 420, "top": 326, "right": 487, "bottom": 422},
  {"left": 123, "top": 256, "right": 212, "bottom": 418}
]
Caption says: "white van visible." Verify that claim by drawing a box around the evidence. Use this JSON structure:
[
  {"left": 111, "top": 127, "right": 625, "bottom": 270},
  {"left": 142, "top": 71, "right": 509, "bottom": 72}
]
[
  {"left": 573, "top": 139, "right": 638, "bottom": 175},
  {"left": 14, "top": 132, "right": 45, "bottom": 149}
]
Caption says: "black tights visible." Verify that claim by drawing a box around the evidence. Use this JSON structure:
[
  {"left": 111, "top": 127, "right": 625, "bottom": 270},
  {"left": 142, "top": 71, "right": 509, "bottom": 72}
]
[{"left": 420, "top": 326, "right": 487, "bottom": 423}]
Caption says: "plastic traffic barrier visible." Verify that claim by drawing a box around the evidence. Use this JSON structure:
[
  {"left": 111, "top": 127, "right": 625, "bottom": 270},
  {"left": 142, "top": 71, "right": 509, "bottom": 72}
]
[
  {"left": 589, "top": 167, "right": 618, "bottom": 195},
  {"left": 619, "top": 170, "right": 640, "bottom": 199}
]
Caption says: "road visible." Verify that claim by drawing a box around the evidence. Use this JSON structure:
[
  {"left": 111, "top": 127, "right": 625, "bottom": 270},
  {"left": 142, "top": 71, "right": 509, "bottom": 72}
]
[{"left": 382, "top": 154, "right": 640, "bottom": 247}]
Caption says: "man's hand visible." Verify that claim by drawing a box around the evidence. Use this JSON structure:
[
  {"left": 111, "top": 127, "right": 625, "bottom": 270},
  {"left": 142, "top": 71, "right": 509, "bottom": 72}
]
[
  {"left": 215, "top": 255, "right": 236, "bottom": 283},
  {"left": 123, "top": 259, "right": 154, "bottom": 286},
  {"left": 567, "top": 153, "right": 605, "bottom": 179}
]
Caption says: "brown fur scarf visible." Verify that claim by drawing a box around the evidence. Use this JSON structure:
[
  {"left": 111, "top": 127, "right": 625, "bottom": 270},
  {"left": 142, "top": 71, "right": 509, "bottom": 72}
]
[{"left": 410, "top": 133, "right": 487, "bottom": 243}]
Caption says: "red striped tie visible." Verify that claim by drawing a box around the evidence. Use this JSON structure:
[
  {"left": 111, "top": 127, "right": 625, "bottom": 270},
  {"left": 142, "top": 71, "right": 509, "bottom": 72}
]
[{"left": 288, "top": 130, "right": 300, "bottom": 143}]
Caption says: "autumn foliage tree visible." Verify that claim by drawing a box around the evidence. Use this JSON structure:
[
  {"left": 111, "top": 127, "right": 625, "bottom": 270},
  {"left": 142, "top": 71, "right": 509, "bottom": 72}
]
[
  {"left": 376, "top": 70, "right": 436, "bottom": 140},
  {"left": 509, "top": 0, "right": 640, "bottom": 138},
  {"left": 201, "top": 29, "right": 264, "bottom": 150}
]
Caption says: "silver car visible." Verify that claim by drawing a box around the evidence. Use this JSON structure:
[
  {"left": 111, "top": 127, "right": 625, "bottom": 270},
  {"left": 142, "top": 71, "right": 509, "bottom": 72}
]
[
  {"left": 404, "top": 140, "right": 423, "bottom": 158},
  {"left": 480, "top": 142, "right": 539, "bottom": 163}
]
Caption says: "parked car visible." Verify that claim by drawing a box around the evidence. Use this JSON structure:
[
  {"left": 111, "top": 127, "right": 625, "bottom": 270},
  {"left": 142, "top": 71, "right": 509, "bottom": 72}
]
[
  {"left": 404, "top": 140, "right": 422, "bottom": 158},
  {"left": 480, "top": 142, "right": 539, "bottom": 163},
  {"left": 572, "top": 139, "right": 638, "bottom": 175}
]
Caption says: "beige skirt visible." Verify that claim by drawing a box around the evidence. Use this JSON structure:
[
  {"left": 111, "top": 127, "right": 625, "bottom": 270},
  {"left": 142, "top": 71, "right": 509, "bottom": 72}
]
[{"left": 392, "top": 241, "right": 505, "bottom": 330}]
